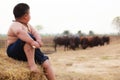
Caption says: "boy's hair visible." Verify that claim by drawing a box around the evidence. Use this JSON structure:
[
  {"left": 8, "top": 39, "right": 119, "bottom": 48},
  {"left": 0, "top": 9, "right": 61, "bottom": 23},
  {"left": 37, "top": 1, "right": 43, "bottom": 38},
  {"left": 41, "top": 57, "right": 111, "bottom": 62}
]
[{"left": 13, "top": 3, "right": 30, "bottom": 18}]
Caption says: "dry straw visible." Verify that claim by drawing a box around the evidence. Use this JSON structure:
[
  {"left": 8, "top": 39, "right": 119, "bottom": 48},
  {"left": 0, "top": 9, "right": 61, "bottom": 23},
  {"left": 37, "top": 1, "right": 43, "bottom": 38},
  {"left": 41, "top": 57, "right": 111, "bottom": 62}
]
[{"left": 0, "top": 49, "right": 47, "bottom": 80}]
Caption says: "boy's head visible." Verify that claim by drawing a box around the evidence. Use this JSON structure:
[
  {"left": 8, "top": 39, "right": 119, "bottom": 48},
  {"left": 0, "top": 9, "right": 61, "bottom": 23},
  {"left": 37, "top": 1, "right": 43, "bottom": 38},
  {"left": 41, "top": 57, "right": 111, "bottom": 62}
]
[{"left": 13, "top": 3, "right": 30, "bottom": 19}]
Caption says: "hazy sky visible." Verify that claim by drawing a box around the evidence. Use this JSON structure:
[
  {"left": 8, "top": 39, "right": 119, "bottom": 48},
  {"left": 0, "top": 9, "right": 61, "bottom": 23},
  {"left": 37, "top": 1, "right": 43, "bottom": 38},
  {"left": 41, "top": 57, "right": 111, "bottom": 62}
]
[{"left": 0, "top": 0, "right": 120, "bottom": 34}]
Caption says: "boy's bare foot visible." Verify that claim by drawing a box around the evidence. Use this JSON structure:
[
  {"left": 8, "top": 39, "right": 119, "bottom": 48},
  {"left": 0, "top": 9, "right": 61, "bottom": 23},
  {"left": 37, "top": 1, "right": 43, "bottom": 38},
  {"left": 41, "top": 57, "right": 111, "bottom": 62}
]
[{"left": 29, "top": 65, "right": 40, "bottom": 73}]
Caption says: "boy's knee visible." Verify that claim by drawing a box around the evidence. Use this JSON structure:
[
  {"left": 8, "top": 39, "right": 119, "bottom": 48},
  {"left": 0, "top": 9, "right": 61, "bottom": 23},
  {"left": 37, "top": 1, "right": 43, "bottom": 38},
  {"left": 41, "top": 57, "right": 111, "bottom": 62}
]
[
  {"left": 24, "top": 43, "right": 34, "bottom": 51},
  {"left": 42, "top": 60, "right": 51, "bottom": 69}
]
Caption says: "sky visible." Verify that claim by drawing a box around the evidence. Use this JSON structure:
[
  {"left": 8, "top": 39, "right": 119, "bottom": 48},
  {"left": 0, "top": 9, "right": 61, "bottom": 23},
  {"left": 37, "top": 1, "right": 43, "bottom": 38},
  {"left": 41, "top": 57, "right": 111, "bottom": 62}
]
[{"left": 0, "top": 0, "right": 120, "bottom": 34}]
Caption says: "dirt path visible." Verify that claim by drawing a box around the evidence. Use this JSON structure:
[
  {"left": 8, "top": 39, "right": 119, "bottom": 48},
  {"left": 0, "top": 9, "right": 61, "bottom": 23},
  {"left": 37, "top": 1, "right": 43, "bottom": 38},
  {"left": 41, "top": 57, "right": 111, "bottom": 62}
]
[{"left": 46, "top": 40, "right": 120, "bottom": 80}]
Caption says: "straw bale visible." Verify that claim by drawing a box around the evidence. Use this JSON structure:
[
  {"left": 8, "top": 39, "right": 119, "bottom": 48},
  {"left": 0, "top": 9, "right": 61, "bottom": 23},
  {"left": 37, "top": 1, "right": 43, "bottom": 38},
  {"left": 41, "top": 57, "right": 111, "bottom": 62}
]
[{"left": 0, "top": 50, "right": 47, "bottom": 80}]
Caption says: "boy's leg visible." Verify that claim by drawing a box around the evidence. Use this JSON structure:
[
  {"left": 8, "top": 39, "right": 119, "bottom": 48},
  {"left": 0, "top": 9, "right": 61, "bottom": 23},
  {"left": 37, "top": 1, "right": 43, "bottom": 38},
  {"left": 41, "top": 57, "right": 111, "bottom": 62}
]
[
  {"left": 34, "top": 48, "right": 55, "bottom": 80},
  {"left": 42, "top": 60, "right": 55, "bottom": 80},
  {"left": 24, "top": 43, "right": 40, "bottom": 73}
]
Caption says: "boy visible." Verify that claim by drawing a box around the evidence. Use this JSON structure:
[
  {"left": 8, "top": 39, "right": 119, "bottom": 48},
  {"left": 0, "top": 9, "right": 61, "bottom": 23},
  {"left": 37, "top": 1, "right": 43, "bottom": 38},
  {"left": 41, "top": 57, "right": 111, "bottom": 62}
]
[{"left": 6, "top": 3, "right": 55, "bottom": 80}]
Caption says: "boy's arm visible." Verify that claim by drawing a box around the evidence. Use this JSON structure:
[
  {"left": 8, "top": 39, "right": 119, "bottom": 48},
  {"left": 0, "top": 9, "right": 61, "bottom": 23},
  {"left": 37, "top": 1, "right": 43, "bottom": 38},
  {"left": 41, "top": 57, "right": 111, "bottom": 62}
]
[
  {"left": 12, "top": 26, "right": 40, "bottom": 48},
  {"left": 30, "top": 26, "right": 43, "bottom": 47}
]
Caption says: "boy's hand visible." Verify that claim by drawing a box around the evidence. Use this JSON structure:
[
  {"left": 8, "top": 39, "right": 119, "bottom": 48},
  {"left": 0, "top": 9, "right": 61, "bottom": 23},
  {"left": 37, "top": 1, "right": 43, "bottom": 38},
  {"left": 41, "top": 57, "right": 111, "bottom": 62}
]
[
  {"left": 36, "top": 40, "right": 43, "bottom": 47},
  {"left": 31, "top": 41, "right": 40, "bottom": 48}
]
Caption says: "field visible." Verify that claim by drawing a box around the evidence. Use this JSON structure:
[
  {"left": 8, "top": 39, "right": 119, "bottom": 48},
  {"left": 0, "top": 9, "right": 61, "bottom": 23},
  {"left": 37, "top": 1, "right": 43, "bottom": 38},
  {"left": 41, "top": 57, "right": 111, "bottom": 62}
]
[
  {"left": 41, "top": 36, "right": 120, "bottom": 80},
  {"left": 0, "top": 36, "right": 120, "bottom": 80}
]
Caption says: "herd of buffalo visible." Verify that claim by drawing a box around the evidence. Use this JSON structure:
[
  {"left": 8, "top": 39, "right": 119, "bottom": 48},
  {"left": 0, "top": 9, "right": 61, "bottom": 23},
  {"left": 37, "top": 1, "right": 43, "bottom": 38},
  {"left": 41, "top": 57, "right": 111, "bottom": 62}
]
[{"left": 53, "top": 35, "right": 110, "bottom": 51}]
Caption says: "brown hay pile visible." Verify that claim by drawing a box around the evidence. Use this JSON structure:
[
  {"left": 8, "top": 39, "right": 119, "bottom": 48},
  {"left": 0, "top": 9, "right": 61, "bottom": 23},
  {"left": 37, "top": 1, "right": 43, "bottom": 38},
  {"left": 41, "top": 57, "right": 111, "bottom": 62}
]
[{"left": 0, "top": 49, "right": 47, "bottom": 80}]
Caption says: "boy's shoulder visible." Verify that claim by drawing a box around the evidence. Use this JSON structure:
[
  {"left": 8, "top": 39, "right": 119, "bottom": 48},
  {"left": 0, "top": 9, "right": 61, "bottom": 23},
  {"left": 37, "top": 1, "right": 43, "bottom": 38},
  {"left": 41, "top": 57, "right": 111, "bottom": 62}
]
[
  {"left": 11, "top": 21, "right": 23, "bottom": 26},
  {"left": 9, "top": 22, "right": 23, "bottom": 31}
]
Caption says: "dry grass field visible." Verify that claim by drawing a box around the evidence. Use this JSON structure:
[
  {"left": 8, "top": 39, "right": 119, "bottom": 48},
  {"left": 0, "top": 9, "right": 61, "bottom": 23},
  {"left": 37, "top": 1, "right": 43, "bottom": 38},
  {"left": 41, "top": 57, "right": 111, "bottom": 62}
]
[
  {"left": 0, "top": 36, "right": 120, "bottom": 80},
  {"left": 42, "top": 36, "right": 120, "bottom": 80}
]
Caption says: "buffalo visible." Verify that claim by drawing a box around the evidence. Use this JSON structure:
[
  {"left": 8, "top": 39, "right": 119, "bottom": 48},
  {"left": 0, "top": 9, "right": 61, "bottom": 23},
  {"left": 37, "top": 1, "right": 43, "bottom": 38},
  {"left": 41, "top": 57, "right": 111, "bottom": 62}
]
[
  {"left": 53, "top": 36, "right": 69, "bottom": 51},
  {"left": 69, "top": 36, "right": 81, "bottom": 50},
  {"left": 80, "top": 37, "right": 89, "bottom": 49},
  {"left": 53, "top": 35, "right": 80, "bottom": 51},
  {"left": 80, "top": 36, "right": 104, "bottom": 49},
  {"left": 87, "top": 36, "right": 104, "bottom": 47},
  {"left": 53, "top": 35, "right": 110, "bottom": 50},
  {"left": 102, "top": 36, "right": 110, "bottom": 45}
]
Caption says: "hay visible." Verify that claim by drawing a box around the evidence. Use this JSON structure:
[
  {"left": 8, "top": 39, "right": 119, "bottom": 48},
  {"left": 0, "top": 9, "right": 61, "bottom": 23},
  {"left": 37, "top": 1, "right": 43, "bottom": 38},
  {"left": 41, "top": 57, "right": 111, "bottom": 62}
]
[{"left": 0, "top": 49, "right": 47, "bottom": 80}]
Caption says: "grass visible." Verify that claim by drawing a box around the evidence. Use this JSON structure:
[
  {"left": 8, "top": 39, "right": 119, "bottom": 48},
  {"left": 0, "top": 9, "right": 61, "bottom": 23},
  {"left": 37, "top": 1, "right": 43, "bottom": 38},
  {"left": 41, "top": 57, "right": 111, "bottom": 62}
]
[{"left": 101, "top": 56, "right": 111, "bottom": 60}]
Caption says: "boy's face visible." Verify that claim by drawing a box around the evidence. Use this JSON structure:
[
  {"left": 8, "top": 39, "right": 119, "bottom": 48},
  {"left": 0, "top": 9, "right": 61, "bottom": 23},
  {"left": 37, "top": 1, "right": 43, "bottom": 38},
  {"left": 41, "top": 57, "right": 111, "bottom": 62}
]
[{"left": 24, "top": 10, "right": 31, "bottom": 23}]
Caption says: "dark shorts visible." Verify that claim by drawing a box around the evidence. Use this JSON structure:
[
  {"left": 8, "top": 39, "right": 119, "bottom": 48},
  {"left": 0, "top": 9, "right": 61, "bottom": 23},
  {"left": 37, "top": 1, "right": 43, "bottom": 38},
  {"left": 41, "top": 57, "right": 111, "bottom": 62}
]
[{"left": 6, "top": 33, "right": 49, "bottom": 65}]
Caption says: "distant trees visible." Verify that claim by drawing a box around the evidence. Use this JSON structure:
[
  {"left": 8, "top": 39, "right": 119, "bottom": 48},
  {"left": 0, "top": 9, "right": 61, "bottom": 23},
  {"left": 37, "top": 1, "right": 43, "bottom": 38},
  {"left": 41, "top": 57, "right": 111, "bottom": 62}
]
[
  {"left": 112, "top": 16, "right": 120, "bottom": 33},
  {"left": 62, "top": 30, "right": 94, "bottom": 36},
  {"left": 89, "top": 30, "right": 94, "bottom": 36},
  {"left": 0, "top": 34, "right": 7, "bottom": 39},
  {"left": 35, "top": 25, "right": 43, "bottom": 33},
  {"left": 77, "top": 30, "right": 86, "bottom": 36},
  {"left": 63, "top": 30, "right": 70, "bottom": 35}
]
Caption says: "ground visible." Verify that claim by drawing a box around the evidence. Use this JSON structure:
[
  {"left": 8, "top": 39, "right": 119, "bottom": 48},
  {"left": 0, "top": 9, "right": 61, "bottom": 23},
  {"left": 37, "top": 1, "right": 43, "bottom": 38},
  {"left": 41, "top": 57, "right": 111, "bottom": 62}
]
[
  {"left": 42, "top": 36, "right": 120, "bottom": 80},
  {"left": 0, "top": 36, "right": 120, "bottom": 80}
]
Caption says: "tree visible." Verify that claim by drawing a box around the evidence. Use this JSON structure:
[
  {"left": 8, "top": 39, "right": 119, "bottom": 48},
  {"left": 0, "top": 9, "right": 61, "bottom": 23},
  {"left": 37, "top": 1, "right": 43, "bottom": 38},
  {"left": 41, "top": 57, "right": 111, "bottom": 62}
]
[
  {"left": 77, "top": 30, "right": 84, "bottom": 36},
  {"left": 112, "top": 16, "right": 120, "bottom": 33},
  {"left": 77, "top": 30, "right": 81, "bottom": 35},
  {"left": 35, "top": 25, "right": 43, "bottom": 32},
  {"left": 89, "top": 30, "right": 94, "bottom": 36},
  {"left": 63, "top": 30, "right": 70, "bottom": 36}
]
